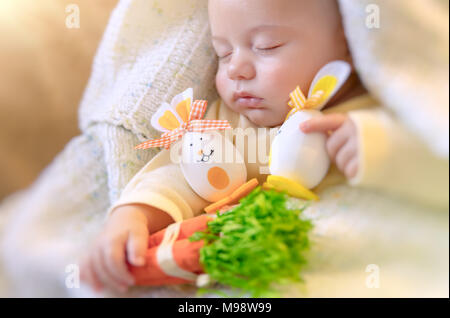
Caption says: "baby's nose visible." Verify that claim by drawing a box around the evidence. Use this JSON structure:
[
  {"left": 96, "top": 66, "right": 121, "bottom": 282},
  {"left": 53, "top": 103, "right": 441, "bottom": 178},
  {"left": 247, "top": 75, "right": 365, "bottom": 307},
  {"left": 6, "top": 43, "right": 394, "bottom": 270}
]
[{"left": 227, "top": 54, "right": 256, "bottom": 81}]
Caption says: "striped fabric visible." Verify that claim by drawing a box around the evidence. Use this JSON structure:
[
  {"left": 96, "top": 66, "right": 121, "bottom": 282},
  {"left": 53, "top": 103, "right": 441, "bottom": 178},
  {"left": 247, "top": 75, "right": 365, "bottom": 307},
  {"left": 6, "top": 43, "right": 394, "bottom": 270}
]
[
  {"left": 135, "top": 100, "right": 231, "bottom": 150},
  {"left": 286, "top": 86, "right": 325, "bottom": 121}
]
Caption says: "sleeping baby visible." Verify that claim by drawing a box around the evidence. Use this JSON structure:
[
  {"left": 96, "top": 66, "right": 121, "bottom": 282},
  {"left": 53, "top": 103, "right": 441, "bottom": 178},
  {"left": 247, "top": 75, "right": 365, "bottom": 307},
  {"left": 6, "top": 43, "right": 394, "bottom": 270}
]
[{"left": 78, "top": 0, "right": 402, "bottom": 293}]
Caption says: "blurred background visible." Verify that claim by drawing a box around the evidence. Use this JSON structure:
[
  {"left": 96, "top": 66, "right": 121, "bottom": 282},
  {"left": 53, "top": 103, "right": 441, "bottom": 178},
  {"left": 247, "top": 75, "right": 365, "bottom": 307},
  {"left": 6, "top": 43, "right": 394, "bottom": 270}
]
[{"left": 0, "top": 0, "right": 117, "bottom": 201}]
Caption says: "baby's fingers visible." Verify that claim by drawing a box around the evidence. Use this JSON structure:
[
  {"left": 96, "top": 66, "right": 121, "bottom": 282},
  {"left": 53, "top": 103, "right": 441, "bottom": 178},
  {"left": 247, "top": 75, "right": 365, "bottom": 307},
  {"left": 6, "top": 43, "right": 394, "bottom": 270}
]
[
  {"left": 103, "top": 244, "right": 135, "bottom": 287},
  {"left": 300, "top": 114, "right": 348, "bottom": 134},
  {"left": 326, "top": 127, "right": 350, "bottom": 161},
  {"left": 80, "top": 254, "right": 103, "bottom": 292},
  {"left": 335, "top": 138, "right": 357, "bottom": 173},
  {"left": 345, "top": 157, "right": 359, "bottom": 179},
  {"left": 126, "top": 225, "right": 149, "bottom": 267},
  {"left": 93, "top": 245, "right": 129, "bottom": 293}
]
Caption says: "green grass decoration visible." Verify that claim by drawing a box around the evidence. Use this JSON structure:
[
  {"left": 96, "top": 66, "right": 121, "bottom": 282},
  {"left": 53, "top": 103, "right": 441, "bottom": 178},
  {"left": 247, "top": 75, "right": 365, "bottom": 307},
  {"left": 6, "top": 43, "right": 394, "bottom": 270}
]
[{"left": 189, "top": 187, "right": 313, "bottom": 297}]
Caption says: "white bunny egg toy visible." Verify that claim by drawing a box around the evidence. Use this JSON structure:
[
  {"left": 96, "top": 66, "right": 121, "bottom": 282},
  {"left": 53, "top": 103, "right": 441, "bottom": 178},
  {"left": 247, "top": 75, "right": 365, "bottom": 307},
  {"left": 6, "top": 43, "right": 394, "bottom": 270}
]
[
  {"left": 135, "top": 88, "right": 251, "bottom": 203},
  {"left": 264, "top": 61, "right": 352, "bottom": 201}
]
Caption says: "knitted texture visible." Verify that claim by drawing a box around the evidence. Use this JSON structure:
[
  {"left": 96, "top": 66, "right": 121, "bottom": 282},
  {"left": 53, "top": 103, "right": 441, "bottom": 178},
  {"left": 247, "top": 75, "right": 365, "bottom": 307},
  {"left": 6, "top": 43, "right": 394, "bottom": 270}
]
[
  {"left": 78, "top": 0, "right": 219, "bottom": 204},
  {"left": 1, "top": 0, "right": 219, "bottom": 296}
]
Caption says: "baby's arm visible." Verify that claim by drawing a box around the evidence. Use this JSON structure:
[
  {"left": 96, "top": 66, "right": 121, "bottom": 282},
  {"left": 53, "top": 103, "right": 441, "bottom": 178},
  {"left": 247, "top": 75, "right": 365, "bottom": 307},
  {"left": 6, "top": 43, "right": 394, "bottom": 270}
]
[
  {"left": 80, "top": 151, "right": 210, "bottom": 293},
  {"left": 302, "top": 108, "right": 448, "bottom": 209}
]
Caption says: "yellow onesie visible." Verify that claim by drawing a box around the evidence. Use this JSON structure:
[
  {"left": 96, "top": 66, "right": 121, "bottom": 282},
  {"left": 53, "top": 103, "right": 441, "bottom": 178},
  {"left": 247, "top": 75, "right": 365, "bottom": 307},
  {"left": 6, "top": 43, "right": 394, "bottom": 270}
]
[{"left": 106, "top": 94, "right": 449, "bottom": 223}]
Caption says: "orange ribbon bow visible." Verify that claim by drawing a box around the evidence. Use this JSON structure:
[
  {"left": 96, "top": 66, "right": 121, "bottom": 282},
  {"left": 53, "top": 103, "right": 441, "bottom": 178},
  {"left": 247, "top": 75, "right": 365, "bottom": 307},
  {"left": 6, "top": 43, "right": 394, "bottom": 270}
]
[
  {"left": 135, "top": 100, "right": 231, "bottom": 150},
  {"left": 285, "top": 86, "right": 325, "bottom": 121}
]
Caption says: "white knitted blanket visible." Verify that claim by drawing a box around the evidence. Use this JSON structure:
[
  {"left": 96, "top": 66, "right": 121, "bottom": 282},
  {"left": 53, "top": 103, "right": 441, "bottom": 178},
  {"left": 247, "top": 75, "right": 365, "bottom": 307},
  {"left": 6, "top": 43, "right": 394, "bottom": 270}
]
[{"left": 0, "top": 0, "right": 448, "bottom": 297}]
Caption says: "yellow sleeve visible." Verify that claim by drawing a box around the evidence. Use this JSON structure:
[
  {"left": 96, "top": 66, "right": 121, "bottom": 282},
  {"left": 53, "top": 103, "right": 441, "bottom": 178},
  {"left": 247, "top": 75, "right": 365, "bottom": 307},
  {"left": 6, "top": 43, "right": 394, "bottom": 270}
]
[
  {"left": 347, "top": 107, "right": 449, "bottom": 209},
  {"left": 105, "top": 149, "right": 209, "bottom": 222}
]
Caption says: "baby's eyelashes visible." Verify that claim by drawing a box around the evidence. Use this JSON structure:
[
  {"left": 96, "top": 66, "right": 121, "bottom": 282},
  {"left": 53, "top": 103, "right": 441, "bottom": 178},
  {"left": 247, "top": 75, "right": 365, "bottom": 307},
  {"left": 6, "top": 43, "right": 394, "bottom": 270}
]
[
  {"left": 254, "top": 43, "right": 284, "bottom": 52},
  {"left": 215, "top": 43, "right": 285, "bottom": 60},
  {"left": 218, "top": 52, "right": 232, "bottom": 60}
]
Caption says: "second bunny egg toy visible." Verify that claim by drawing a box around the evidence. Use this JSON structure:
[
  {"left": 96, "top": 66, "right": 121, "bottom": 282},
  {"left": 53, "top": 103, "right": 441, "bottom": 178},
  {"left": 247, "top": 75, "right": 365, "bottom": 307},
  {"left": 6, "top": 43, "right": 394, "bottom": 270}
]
[{"left": 265, "top": 60, "right": 352, "bottom": 200}]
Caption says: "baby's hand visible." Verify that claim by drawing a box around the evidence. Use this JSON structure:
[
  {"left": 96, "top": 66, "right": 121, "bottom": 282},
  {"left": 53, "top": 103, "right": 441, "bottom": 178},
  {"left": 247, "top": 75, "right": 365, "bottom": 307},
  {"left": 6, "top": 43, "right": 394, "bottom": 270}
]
[
  {"left": 300, "top": 114, "right": 359, "bottom": 179},
  {"left": 79, "top": 205, "right": 150, "bottom": 293}
]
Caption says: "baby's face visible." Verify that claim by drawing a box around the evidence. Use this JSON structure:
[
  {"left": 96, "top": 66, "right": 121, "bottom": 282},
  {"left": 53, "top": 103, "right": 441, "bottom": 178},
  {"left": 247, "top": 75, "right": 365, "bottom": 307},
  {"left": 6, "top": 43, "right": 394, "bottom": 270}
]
[{"left": 209, "top": 0, "right": 350, "bottom": 127}]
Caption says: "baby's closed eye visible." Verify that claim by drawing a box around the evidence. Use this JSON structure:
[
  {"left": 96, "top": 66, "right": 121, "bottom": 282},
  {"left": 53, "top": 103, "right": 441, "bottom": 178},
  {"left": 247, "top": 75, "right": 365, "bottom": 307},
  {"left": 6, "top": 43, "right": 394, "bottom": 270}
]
[{"left": 254, "top": 43, "right": 284, "bottom": 52}]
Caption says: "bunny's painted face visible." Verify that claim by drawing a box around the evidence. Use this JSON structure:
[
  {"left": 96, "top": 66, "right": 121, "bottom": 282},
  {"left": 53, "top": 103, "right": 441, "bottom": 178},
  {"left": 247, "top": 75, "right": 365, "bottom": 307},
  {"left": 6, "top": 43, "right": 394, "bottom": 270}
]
[
  {"left": 181, "top": 131, "right": 218, "bottom": 164},
  {"left": 209, "top": 0, "right": 350, "bottom": 127},
  {"left": 180, "top": 130, "right": 247, "bottom": 202}
]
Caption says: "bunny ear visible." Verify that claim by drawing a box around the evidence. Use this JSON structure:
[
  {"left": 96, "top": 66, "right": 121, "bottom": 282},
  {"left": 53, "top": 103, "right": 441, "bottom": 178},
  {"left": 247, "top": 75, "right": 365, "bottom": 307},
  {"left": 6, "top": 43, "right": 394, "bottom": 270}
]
[
  {"left": 150, "top": 88, "right": 194, "bottom": 132},
  {"left": 151, "top": 102, "right": 181, "bottom": 132},
  {"left": 171, "top": 87, "right": 192, "bottom": 122},
  {"left": 307, "top": 61, "right": 351, "bottom": 110}
]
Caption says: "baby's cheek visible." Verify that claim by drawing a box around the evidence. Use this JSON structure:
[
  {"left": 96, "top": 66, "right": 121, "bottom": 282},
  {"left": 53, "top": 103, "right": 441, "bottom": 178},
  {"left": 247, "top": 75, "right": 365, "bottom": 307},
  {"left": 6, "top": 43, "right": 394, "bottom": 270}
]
[
  {"left": 215, "top": 72, "right": 240, "bottom": 112},
  {"left": 260, "top": 62, "right": 301, "bottom": 99},
  {"left": 215, "top": 72, "right": 228, "bottom": 97}
]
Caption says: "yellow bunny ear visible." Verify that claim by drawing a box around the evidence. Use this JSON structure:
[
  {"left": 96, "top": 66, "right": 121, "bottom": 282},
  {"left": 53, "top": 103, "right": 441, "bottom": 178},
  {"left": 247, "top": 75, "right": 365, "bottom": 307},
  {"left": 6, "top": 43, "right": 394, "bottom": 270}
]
[
  {"left": 171, "top": 87, "right": 193, "bottom": 122},
  {"left": 311, "top": 75, "right": 338, "bottom": 101},
  {"left": 151, "top": 102, "right": 183, "bottom": 132},
  {"left": 175, "top": 97, "right": 191, "bottom": 122},
  {"left": 158, "top": 109, "right": 182, "bottom": 130},
  {"left": 150, "top": 88, "right": 194, "bottom": 132},
  {"left": 307, "top": 61, "right": 351, "bottom": 110}
]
